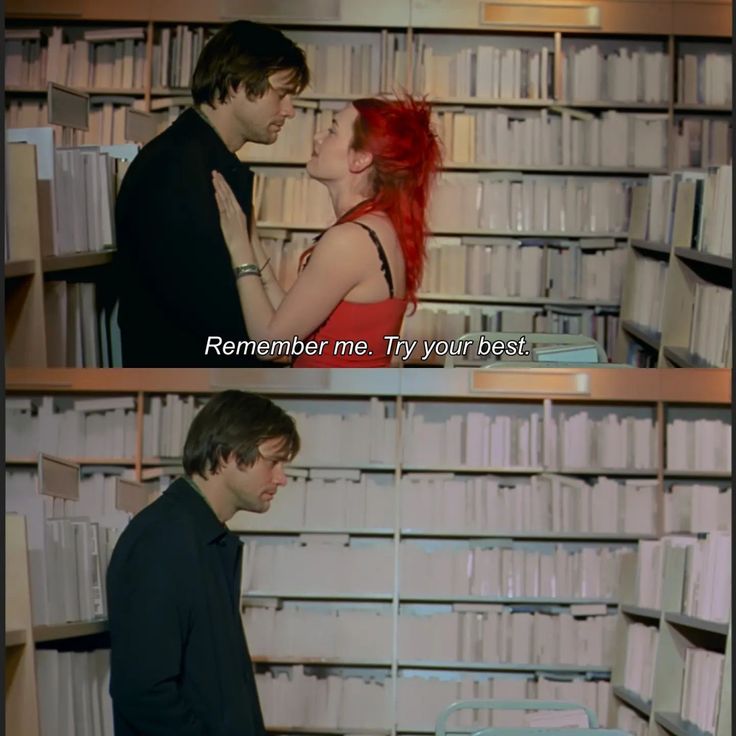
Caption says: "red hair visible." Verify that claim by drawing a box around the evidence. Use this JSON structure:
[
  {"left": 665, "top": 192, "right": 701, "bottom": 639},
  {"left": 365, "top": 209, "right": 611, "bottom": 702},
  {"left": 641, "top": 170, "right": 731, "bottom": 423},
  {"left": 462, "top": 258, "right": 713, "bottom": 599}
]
[{"left": 337, "top": 95, "right": 442, "bottom": 306}]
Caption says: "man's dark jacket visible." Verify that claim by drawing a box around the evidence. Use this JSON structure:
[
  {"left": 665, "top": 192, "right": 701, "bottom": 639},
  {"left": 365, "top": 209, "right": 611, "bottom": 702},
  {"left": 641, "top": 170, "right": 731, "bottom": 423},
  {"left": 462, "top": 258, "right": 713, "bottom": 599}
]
[
  {"left": 115, "top": 108, "right": 262, "bottom": 367},
  {"left": 107, "top": 478, "right": 266, "bottom": 736}
]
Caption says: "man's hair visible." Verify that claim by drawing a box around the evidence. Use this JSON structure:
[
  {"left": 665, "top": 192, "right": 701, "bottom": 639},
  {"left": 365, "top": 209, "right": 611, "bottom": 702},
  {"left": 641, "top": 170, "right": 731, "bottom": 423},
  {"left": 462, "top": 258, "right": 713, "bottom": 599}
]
[
  {"left": 182, "top": 390, "right": 300, "bottom": 476},
  {"left": 191, "top": 20, "right": 309, "bottom": 106}
]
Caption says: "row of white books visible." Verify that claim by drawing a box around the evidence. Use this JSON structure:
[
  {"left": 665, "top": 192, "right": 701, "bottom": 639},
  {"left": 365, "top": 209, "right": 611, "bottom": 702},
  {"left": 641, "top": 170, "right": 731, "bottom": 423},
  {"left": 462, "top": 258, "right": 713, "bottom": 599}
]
[
  {"left": 432, "top": 108, "right": 667, "bottom": 169},
  {"left": 152, "top": 25, "right": 211, "bottom": 90},
  {"left": 14, "top": 393, "right": 722, "bottom": 472},
  {"left": 54, "top": 146, "right": 117, "bottom": 254},
  {"left": 281, "top": 403, "right": 398, "bottom": 468},
  {"left": 424, "top": 237, "right": 626, "bottom": 301},
  {"left": 614, "top": 703, "right": 648, "bottom": 736},
  {"left": 244, "top": 603, "right": 392, "bottom": 659},
  {"left": 403, "top": 408, "right": 658, "bottom": 470},
  {"left": 549, "top": 411, "right": 657, "bottom": 471},
  {"left": 663, "top": 485, "right": 732, "bottom": 534},
  {"left": 256, "top": 670, "right": 612, "bottom": 731},
  {"left": 399, "top": 544, "right": 628, "bottom": 599},
  {"left": 681, "top": 648, "right": 726, "bottom": 735},
  {"left": 401, "top": 407, "right": 656, "bottom": 470},
  {"left": 243, "top": 540, "right": 391, "bottom": 594},
  {"left": 6, "top": 132, "right": 118, "bottom": 255},
  {"left": 403, "top": 303, "right": 618, "bottom": 361},
  {"left": 6, "top": 129, "right": 137, "bottom": 257},
  {"left": 43, "top": 516, "right": 106, "bottom": 625},
  {"left": 635, "top": 533, "right": 731, "bottom": 621},
  {"left": 36, "top": 649, "right": 113, "bottom": 736},
  {"left": 254, "top": 169, "right": 334, "bottom": 227},
  {"left": 254, "top": 168, "right": 633, "bottom": 235},
  {"left": 143, "top": 398, "right": 652, "bottom": 468},
  {"left": 5, "top": 35, "right": 45, "bottom": 88},
  {"left": 666, "top": 417, "right": 731, "bottom": 472},
  {"left": 696, "top": 166, "right": 732, "bottom": 258},
  {"left": 402, "top": 408, "right": 542, "bottom": 467},
  {"left": 5, "top": 26, "right": 146, "bottom": 89},
  {"left": 151, "top": 26, "right": 405, "bottom": 94},
  {"left": 234, "top": 472, "right": 661, "bottom": 535},
  {"left": 689, "top": 284, "right": 732, "bottom": 368},
  {"left": 683, "top": 533, "right": 731, "bottom": 623},
  {"left": 673, "top": 118, "right": 732, "bottom": 169},
  {"left": 48, "top": 30, "right": 146, "bottom": 90},
  {"left": 635, "top": 537, "right": 687, "bottom": 611},
  {"left": 399, "top": 609, "right": 616, "bottom": 665},
  {"left": 622, "top": 255, "right": 667, "bottom": 334},
  {"left": 300, "top": 42, "right": 381, "bottom": 96},
  {"left": 677, "top": 52, "right": 732, "bottom": 106},
  {"left": 242, "top": 539, "right": 628, "bottom": 599},
  {"left": 399, "top": 609, "right": 617, "bottom": 666},
  {"left": 622, "top": 622, "right": 659, "bottom": 701},
  {"left": 401, "top": 474, "right": 659, "bottom": 535},
  {"left": 256, "top": 668, "right": 390, "bottom": 729},
  {"left": 154, "top": 32, "right": 384, "bottom": 95},
  {"left": 632, "top": 168, "right": 732, "bottom": 258},
  {"left": 242, "top": 106, "right": 729, "bottom": 174},
  {"left": 429, "top": 175, "right": 631, "bottom": 234},
  {"left": 244, "top": 603, "right": 617, "bottom": 666},
  {"left": 414, "top": 40, "right": 553, "bottom": 100},
  {"left": 561, "top": 45, "right": 669, "bottom": 103},
  {"left": 6, "top": 470, "right": 129, "bottom": 625},
  {"left": 6, "top": 29, "right": 730, "bottom": 106},
  {"left": 142, "top": 394, "right": 199, "bottom": 458},
  {"left": 6, "top": 396, "right": 138, "bottom": 458},
  {"left": 44, "top": 281, "right": 117, "bottom": 369}
]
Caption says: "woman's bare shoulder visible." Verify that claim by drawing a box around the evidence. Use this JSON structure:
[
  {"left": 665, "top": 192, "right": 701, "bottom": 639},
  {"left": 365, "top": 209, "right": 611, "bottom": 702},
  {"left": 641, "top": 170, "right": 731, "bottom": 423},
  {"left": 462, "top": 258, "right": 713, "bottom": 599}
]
[{"left": 316, "top": 220, "right": 386, "bottom": 252}]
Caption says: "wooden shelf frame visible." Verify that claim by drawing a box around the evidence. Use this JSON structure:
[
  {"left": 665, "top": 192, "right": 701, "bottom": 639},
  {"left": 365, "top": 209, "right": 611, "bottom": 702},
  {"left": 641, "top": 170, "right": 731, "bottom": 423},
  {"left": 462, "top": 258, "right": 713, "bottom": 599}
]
[
  {"left": 32, "top": 620, "right": 109, "bottom": 643},
  {"left": 612, "top": 685, "right": 653, "bottom": 718}
]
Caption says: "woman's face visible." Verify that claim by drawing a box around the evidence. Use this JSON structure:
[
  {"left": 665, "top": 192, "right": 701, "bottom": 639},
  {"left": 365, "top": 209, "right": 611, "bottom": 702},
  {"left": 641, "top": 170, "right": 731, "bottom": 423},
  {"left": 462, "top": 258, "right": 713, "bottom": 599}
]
[{"left": 306, "top": 104, "right": 361, "bottom": 183}]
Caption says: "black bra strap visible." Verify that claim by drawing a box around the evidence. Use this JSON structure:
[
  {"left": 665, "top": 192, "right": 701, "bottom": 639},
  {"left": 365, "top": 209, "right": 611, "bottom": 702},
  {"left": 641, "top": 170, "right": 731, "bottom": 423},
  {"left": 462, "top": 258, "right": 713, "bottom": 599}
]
[{"left": 352, "top": 222, "right": 395, "bottom": 298}]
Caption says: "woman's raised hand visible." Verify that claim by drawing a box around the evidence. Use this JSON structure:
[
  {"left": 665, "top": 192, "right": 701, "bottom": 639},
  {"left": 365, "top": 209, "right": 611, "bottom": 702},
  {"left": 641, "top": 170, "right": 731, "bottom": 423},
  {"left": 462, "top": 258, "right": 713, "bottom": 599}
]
[{"left": 212, "top": 170, "right": 251, "bottom": 264}]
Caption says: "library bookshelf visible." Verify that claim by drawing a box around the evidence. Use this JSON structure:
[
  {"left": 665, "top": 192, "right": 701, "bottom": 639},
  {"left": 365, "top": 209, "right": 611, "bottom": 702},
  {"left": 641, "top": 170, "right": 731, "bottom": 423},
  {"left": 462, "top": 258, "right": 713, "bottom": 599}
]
[
  {"left": 612, "top": 538, "right": 731, "bottom": 736},
  {"left": 616, "top": 167, "right": 732, "bottom": 368},
  {"left": 5, "top": 511, "right": 110, "bottom": 736},
  {"left": 5, "top": 366, "right": 731, "bottom": 733},
  {"left": 4, "top": 0, "right": 732, "bottom": 366}
]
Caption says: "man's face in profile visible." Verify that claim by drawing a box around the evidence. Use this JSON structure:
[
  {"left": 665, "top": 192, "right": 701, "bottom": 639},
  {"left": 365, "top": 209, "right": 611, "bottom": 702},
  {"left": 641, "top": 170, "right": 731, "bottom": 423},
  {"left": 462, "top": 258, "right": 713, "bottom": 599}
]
[
  {"left": 232, "top": 70, "right": 298, "bottom": 145},
  {"left": 222, "top": 436, "right": 290, "bottom": 513}
]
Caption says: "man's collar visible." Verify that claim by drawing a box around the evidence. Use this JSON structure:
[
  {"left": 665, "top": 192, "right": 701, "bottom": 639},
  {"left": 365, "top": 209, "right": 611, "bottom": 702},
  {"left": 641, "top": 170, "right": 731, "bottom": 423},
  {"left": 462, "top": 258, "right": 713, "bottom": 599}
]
[
  {"left": 167, "top": 477, "right": 229, "bottom": 544},
  {"left": 192, "top": 105, "right": 230, "bottom": 148},
  {"left": 179, "top": 107, "right": 241, "bottom": 168}
]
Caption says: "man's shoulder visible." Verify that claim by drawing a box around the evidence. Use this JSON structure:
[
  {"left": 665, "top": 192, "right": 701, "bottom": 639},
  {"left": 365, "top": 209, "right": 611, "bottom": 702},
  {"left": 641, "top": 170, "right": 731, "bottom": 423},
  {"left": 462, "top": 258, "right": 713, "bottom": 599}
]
[
  {"left": 123, "top": 112, "right": 209, "bottom": 181},
  {"left": 112, "top": 481, "right": 197, "bottom": 556}
]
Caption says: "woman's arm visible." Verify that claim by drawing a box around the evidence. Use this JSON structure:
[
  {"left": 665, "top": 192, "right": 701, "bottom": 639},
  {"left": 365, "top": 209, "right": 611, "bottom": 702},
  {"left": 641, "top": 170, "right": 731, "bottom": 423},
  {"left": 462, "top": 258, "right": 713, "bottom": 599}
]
[
  {"left": 248, "top": 218, "right": 287, "bottom": 310},
  {"left": 213, "top": 170, "right": 369, "bottom": 343}
]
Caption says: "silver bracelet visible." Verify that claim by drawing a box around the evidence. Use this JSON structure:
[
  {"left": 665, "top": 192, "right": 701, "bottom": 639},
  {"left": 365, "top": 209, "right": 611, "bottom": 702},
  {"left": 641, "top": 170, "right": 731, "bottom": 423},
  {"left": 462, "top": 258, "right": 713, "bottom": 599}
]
[{"left": 233, "top": 263, "right": 261, "bottom": 280}]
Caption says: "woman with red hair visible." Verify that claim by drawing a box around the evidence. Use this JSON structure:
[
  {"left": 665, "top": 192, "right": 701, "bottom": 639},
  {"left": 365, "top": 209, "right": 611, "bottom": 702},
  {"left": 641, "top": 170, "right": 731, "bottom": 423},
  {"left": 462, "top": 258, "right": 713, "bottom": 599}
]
[{"left": 212, "top": 95, "right": 442, "bottom": 367}]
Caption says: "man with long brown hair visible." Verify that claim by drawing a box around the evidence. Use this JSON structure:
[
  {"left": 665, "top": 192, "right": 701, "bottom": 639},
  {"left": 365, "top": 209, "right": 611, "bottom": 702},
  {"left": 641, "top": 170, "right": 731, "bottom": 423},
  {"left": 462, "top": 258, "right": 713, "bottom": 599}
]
[
  {"left": 107, "top": 390, "right": 300, "bottom": 735},
  {"left": 115, "top": 21, "right": 309, "bottom": 367}
]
